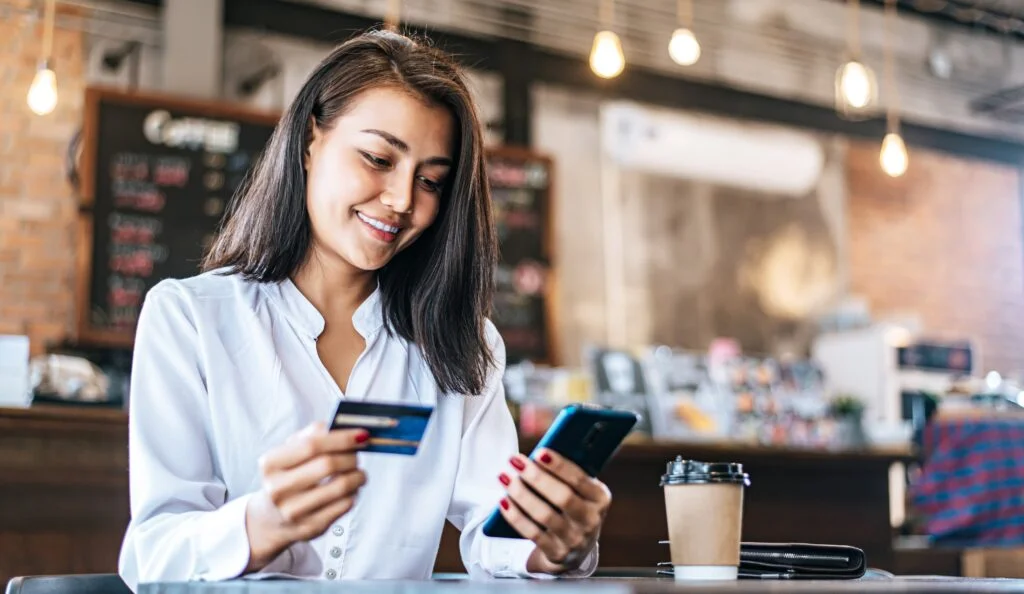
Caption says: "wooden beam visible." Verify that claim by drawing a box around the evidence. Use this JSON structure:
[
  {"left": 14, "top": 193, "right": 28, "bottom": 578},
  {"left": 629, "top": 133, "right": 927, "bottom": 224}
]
[
  {"left": 528, "top": 47, "right": 1024, "bottom": 166},
  {"left": 497, "top": 39, "right": 534, "bottom": 147}
]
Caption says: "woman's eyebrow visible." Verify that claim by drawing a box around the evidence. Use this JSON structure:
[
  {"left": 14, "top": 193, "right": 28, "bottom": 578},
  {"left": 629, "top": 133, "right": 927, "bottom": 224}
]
[{"left": 361, "top": 128, "right": 452, "bottom": 166}]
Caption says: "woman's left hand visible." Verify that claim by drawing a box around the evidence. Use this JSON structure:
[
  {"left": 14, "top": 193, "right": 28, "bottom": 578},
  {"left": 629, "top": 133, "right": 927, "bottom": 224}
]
[{"left": 498, "top": 449, "right": 611, "bottom": 575}]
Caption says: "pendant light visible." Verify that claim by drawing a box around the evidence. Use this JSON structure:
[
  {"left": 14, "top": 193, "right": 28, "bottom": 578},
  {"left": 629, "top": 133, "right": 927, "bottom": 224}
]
[
  {"left": 668, "top": 0, "right": 701, "bottom": 66},
  {"left": 835, "top": 0, "right": 877, "bottom": 119},
  {"left": 590, "top": 0, "right": 625, "bottom": 79},
  {"left": 385, "top": 0, "right": 401, "bottom": 30},
  {"left": 27, "top": 0, "right": 58, "bottom": 116},
  {"left": 879, "top": 0, "right": 908, "bottom": 177}
]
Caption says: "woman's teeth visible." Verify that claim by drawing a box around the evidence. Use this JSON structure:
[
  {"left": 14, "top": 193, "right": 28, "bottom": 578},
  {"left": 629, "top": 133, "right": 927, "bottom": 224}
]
[{"left": 357, "top": 212, "right": 400, "bottom": 234}]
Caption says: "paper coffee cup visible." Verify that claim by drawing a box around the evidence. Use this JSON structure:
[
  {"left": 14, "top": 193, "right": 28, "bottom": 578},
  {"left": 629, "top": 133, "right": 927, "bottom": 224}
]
[{"left": 660, "top": 456, "right": 750, "bottom": 581}]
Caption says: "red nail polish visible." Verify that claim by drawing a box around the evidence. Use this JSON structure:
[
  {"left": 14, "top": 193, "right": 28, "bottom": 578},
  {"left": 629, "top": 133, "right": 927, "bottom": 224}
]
[
  {"left": 499, "top": 473, "right": 511, "bottom": 486},
  {"left": 355, "top": 431, "right": 370, "bottom": 444},
  {"left": 510, "top": 457, "right": 526, "bottom": 471},
  {"left": 540, "top": 452, "right": 552, "bottom": 464},
  {"left": 500, "top": 498, "right": 510, "bottom": 510}
]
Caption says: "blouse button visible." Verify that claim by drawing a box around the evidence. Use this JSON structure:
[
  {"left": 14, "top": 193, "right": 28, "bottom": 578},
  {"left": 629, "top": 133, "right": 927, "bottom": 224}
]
[
  {"left": 330, "top": 546, "right": 342, "bottom": 558},
  {"left": 332, "top": 525, "right": 345, "bottom": 537},
  {"left": 325, "top": 569, "right": 337, "bottom": 580}
]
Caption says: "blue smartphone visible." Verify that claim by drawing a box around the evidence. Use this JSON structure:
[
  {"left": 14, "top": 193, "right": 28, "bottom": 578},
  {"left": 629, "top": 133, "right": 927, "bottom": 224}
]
[{"left": 481, "top": 403, "right": 639, "bottom": 539}]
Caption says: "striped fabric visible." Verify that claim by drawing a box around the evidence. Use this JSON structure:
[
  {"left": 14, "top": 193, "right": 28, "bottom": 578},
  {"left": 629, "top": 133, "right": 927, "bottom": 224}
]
[{"left": 910, "top": 417, "right": 1024, "bottom": 547}]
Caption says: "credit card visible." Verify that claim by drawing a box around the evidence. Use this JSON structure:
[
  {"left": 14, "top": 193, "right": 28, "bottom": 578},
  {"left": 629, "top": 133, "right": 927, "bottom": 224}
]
[{"left": 328, "top": 400, "right": 434, "bottom": 455}]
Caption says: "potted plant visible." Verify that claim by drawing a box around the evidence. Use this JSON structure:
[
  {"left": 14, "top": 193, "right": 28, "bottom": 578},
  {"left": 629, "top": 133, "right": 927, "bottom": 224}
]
[{"left": 828, "top": 394, "right": 868, "bottom": 449}]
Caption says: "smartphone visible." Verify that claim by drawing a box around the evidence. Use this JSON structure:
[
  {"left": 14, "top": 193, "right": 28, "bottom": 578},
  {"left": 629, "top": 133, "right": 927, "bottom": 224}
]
[{"left": 481, "top": 403, "right": 639, "bottom": 539}]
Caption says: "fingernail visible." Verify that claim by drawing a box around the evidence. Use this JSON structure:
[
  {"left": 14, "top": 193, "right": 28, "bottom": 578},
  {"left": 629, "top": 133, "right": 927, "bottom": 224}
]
[
  {"left": 510, "top": 456, "right": 526, "bottom": 471},
  {"left": 355, "top": 431, "right": 370, "bottom": 444},
  {"left": 500, "top": 498, "right": 510, "bottom": 510},
  {"left": 540, "top": 452, "right": 552, "bottom": 464},
  {"left": 499, "top": 473, "right": 511, "bottom": 486}
]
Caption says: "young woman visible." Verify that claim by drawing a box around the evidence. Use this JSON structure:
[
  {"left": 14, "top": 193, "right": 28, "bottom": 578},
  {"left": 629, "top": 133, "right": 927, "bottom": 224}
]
[{"left": 117, "top": 30, "right": 611, "bottom": 590}]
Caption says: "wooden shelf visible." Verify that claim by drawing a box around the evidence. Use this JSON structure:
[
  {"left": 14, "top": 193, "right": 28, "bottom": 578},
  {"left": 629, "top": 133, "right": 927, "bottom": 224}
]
[{"left": 522, "top": 434, "right": 917, "bottom": 465}]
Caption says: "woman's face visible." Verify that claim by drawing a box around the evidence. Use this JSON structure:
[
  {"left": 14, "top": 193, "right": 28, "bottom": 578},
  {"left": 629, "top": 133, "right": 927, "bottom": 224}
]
[{"left": 304, "top": 86, "right": 455, "bottom": 273}]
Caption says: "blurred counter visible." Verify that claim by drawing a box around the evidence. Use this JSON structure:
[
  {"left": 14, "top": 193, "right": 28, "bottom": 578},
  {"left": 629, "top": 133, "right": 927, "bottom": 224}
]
[
  {"left": 0, "top": 405, "right": 128, "bottom": 586},
  {"left": 0, "top": 406, "right": 913, "bottom": 582}
]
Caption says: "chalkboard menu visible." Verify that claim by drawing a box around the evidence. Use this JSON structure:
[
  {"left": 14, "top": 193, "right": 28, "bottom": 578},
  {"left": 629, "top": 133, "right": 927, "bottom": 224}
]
[
  {"left": 485, "top": 147, "right": 557, "bottom": 365},
  {"left": 76, "top": 87, "right": 279, "bottom": 346}
]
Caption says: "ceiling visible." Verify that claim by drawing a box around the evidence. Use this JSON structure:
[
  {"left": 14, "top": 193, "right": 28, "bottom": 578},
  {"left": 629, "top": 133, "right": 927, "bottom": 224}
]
[
  {"left": 294, "top": 0, "right": 1024, "bottom": 40},
  {"left": 110, "top": 0, "right": 1024, "bottom": 38},
  {"left": 873, "top": 0, "right": 1024, "bottom": 37},
  {"left": 283, "top": 0, "right": 1024, "bottom": 134},
  {"left": 73, "top": 0, "right": 1024, "bottom": 139},
  {"left": 964, "top": 0, "right": 1024, "bottom": 17}
]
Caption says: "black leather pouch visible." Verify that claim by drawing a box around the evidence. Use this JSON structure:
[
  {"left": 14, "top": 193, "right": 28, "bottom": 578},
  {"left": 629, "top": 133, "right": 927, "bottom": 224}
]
[{"left": 739, "top": 543, "right": 866, "bottom": 579}]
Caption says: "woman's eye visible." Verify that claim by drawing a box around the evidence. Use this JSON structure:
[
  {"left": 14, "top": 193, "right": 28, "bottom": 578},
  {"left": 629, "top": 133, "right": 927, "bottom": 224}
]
[
  {"left": 417, "top": 176, "right": 443, "bottom": 194},
  {"left": 360, "top": 151, "right": 392, "bottom": 169}
]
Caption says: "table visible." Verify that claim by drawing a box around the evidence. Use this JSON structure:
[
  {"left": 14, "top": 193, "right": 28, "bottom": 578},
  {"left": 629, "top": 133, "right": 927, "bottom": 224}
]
[{"left": 138, "top": 576, "right": 1024, "bottom": 593}]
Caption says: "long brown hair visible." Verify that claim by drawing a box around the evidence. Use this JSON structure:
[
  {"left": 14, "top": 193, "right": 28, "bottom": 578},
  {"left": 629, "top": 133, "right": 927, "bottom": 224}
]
[{"left": 204, "top": 29, "right": 497, "bottom": 396}]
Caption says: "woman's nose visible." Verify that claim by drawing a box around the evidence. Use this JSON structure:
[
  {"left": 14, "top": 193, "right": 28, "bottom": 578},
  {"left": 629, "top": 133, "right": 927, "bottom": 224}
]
[{"left": 381, "top": 177, "right": 414, "bottom": 214}]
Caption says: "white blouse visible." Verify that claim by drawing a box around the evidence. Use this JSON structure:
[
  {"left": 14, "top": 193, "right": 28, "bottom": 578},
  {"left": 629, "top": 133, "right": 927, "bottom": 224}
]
[{"left": 116, "top": 270, "right": 597, "bottom": 591}]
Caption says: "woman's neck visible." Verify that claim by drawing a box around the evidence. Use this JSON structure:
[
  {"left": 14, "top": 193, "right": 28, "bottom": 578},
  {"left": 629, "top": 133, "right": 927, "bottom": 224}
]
[{"left": 291, "top": 247, "right": 377, "bottom": 323}]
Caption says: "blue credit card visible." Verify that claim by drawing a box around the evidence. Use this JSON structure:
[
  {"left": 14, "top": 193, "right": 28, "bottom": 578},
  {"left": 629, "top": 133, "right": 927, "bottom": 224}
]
[{"left": 328, "top": 400, "right": 434, "bottom": 455}]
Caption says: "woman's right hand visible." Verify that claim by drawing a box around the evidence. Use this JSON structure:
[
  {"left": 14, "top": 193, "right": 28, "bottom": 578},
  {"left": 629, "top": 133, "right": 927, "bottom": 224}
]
[{"left": 244, "top": 422, "right": 369, "bottom": 571}]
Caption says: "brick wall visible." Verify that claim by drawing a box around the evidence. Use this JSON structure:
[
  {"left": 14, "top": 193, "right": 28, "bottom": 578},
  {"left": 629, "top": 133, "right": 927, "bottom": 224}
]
[
  {"left": 847, "top": 140, "right": 1024, "bottom": 375},
  {"left": 0, "top": 0, "right": 84, "bottom": 355}
]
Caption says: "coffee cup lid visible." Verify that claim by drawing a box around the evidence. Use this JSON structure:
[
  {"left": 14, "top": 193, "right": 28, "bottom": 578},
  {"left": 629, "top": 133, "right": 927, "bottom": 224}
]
[{"left": 660, "top": 456, "right": 750, "bottom": 486}]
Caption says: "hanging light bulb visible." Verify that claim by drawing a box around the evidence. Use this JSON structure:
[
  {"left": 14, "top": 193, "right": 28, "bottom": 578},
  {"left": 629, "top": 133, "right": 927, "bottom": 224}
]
[
  {"left": 384, "top": 0, "right": 401, "bottom": 30},
  {"left": 27, "top": 61, "right": 58, "bottom": 116},
  {"left": 668, "top": 0, "right": 700, "bottom": 66},
  {"left": 835, "top": 0, "right": 876, "bottom": 118},
  {"left": 879, "top": 0, "right": 907, "bottom": 178},
  {"left": 591, "top": 0, "right": 624, "bottom": 79},
  {"left": 27, "top": 0, "right": 58, "bottom": 116},
  {"left": 590, "top": 30, "right": 625, "bottom": 79},
  {"left": 590, "top": 31, "right": 625, "bottom": 78},
  {"left": 668, "top": 28, "right": 701, "bottom": 66},
  {"left": 835, "top": 60, "right": 876, "bottom": 110},
  {"left": 880, "top": 133, "right": 908, "bottom": 178}
]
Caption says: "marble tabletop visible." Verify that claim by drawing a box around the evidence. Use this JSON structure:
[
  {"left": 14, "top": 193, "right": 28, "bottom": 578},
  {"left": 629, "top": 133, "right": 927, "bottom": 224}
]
[{"left": 138, "top": 575, "right": 1024, "bottom": 593}]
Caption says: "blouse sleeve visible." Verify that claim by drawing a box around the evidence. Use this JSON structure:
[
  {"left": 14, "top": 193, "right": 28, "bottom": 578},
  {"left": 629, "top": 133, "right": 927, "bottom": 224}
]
[{"left": 117, "top": 282, "right": 290, "bottom": 590}]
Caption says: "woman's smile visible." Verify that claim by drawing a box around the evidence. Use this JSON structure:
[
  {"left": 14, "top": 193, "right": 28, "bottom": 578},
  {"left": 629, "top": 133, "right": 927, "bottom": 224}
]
[{"left": 355, "top": 211, "right": 403, "bottom": 243}]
